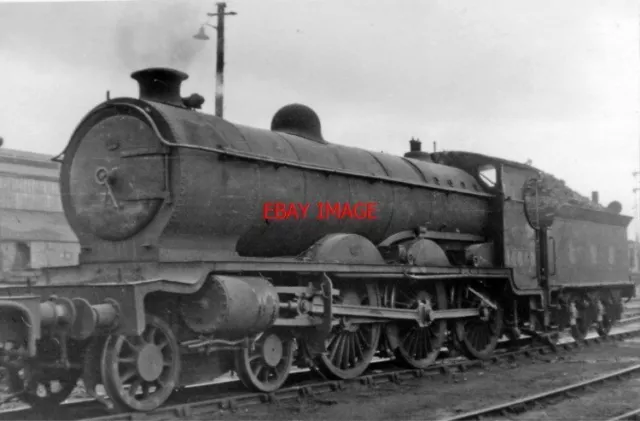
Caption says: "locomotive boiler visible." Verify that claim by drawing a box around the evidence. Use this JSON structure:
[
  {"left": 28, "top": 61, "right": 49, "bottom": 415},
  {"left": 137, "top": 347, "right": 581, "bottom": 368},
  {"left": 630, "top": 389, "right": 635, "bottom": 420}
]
[
  {"left": 0, "top": 67, "right": 634, "bottom": 413},
  {"left": 62, "top": 68, "right": 491, "bottom": 261}
]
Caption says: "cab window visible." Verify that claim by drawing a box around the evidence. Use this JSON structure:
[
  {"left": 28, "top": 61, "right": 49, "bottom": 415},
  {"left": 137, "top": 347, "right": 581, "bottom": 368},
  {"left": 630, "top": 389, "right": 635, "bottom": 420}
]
[{"left": 478, "top": 164, "right": 497, "bottom": 189}]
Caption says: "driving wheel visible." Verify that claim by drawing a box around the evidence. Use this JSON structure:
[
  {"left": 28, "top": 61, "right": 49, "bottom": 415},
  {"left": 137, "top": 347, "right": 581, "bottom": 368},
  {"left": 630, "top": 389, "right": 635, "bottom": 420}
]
[
  {"left": 385, "top": 281, "right": 447, "bottom": 369},
  {"left": 454, "top": 285, "right": 503, "bottom": 360},
  {"left": 313, "top": 281, "right": 381, "bottom": 379}
]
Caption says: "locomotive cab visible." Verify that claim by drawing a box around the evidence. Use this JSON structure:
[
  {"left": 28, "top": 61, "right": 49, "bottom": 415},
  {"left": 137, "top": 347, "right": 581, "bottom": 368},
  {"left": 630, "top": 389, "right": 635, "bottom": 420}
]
[
  {"left": 431, "top": 151, "right": 540, "bottom": 281},
  {"left": 432, "top": 151, "right": 634, "bottom": 297}
]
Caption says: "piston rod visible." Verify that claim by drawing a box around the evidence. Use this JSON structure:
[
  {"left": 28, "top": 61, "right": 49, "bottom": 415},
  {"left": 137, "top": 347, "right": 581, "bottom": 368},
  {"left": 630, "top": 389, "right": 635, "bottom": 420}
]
[{"left": 308, "top": 303, "right": 479, "bottom": 324}]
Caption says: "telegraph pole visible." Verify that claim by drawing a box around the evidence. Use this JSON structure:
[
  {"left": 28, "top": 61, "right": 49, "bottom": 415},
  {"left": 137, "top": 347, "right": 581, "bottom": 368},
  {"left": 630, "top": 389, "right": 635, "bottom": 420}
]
[
  {"left": 635, "top": 6, "right": 640, "bottom": 241},
  {"left": 209, "top": 3, "right": 237, "bottom": 118},
  {"left": 193, "top": 2, "right": 237, "bottom": 118}
]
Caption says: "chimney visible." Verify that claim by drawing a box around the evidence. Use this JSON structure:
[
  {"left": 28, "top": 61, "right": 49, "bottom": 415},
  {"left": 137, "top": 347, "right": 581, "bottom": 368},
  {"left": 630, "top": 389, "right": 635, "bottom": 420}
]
[
  {"left": 131, "top": 68, "right": 188, "bottom": 107},
  {"left": 409, "top": 138, "right": 422, "bottom": 152},
  {"left": 591, "top": 191, "right": 599, "bottom": 204}
]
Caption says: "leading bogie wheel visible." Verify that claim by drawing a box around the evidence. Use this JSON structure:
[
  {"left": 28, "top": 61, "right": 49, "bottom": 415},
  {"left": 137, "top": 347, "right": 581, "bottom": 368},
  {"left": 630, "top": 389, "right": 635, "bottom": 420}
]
[
  {"left": 8, "top": 365, "right": 80, "bottom": 412},
  {"left": 234, "top": 331, "right": 295, "bottom": 392},
  {"left": 454, "top": 284, "right": 503, "bottom": 360},
  {"left": 2, "top": 341, "right": 80, "bottom": 412},
  {"left": 313, "top": 281, "right": 382, "bottom": 380},
  {"left": 100, "top": 314, "right": 181, "bottom": 412}
]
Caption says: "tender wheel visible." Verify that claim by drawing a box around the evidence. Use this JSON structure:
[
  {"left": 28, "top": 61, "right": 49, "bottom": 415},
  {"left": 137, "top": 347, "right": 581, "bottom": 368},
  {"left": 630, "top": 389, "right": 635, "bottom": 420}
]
[
  {"left": 7, "top": 365, "right": 80, "bottom": 411},
  {"left": 596, "top": 297, "right": 614, "bottom": 337},
  {"left": 314, "top": 281, "right": 381, "bottom": 379},
  {"left": 385, "top": 281, "right": 447, "bottom": 369},
  {"left": 596, "top": 317, "right": 612, "bottom": 337},
  {"left": 100, "top": 314, "right": 180, "bottom": 412},
  {"left": 234, "top": 331, "right": 295, "bottom": 392},
  {"left": 570, "top": 318, "right": 590, "bottom": 341},
  {"left": 454, "top": 285, "right": 503, "bottom": 360},
  {"left": 569, "top": 299, "right": 590, "bottom": 342}
]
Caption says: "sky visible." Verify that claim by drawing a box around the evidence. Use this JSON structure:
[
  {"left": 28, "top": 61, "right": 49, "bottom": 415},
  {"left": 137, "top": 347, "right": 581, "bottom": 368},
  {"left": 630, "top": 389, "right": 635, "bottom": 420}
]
[{"left": 1, "top": 0, "right": 640, "bottom": 233}]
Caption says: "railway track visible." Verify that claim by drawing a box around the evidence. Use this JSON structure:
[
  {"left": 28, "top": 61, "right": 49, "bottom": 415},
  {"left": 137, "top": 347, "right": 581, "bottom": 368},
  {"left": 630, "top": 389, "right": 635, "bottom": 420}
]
[
  {"left": 437, "top": 363, "right": 640, "bottom": 421},
  {"left": 3, "top": 318, "right": 640, "bottom": 421},
  {"left": 434, "top": 315, "right": 640, "bottom": 421},
  {"left": 607, "top": 408, "right": 640, "bottom": 421}
]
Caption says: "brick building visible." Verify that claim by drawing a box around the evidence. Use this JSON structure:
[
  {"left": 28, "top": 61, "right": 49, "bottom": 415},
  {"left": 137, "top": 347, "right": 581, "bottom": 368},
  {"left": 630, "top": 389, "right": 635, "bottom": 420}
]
[{"left": 0, "top": 148, "right": 79, "bottom": 279}]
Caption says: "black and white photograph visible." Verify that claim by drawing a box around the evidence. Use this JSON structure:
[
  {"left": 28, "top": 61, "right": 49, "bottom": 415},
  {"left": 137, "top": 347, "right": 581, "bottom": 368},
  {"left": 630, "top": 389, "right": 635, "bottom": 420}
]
[{"left": 0, "top": 0, "right": 640, "bottom": 419}]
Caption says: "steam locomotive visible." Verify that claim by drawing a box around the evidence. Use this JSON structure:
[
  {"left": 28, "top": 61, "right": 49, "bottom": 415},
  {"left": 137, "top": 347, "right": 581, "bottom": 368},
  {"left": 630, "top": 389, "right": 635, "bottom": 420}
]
[{"left": 0, "top": 68, "right": 633, "bottom": 412}]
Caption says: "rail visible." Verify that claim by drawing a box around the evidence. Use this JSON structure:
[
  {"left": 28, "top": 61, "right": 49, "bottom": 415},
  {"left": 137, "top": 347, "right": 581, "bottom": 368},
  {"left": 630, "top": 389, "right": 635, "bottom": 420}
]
[
  {"left": 3, "top": 319, "right": 639, "bottom": 421},
  {"left": 438, "top": 364, "right": 640, "bottom": 421}
]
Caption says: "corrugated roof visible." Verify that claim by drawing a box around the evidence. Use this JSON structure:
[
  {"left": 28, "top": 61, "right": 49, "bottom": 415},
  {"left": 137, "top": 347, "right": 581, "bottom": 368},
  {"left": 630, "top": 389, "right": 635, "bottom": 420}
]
[
  {"left": 0, "top": 148, "right": 57, "bottom": 163},
  {"left": 0, "top": 148, "right": 60, "bottom": 172},
  {"left": 0, "top": 148, "right": 60, "bottom": 180},
  {"left": 0, "top": 163, "right": 59, "bottom": 179}
]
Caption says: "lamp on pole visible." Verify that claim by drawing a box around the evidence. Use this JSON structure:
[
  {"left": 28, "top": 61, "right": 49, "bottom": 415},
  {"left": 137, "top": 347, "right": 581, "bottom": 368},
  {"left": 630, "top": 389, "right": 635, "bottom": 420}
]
[{"left": 193, "top": 2, "right": 237, "bottom": 119}]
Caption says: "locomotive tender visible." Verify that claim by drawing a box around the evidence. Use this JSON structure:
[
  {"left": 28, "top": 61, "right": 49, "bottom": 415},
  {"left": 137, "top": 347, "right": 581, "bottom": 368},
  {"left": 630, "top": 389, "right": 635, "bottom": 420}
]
[{"left": 0, "top": 67, "right": 633, "bottom": 412}]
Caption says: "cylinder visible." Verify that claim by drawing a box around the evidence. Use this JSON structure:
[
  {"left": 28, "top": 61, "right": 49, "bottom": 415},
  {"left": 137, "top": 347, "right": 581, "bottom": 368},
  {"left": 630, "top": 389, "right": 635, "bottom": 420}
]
[{"left": 180, "top": 275, "right": 279, "bottom": 337}]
